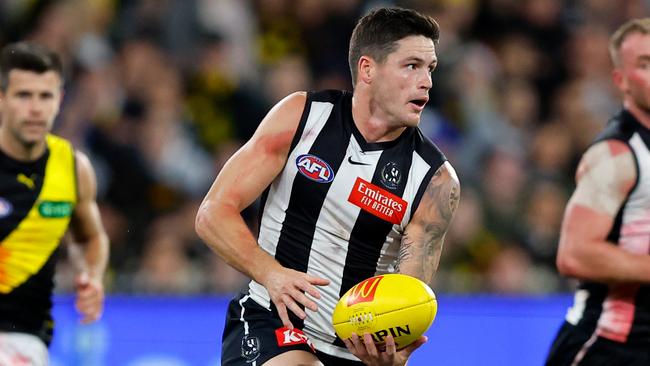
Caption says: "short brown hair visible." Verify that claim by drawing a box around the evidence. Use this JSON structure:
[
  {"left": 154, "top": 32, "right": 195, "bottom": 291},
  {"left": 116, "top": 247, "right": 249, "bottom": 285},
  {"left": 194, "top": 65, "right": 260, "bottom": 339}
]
[
  {"left": 609, "top": 18, "right": 650, "bottom": 66},
  {"left": 0, "top": 42, "right": 63, "bottom": 91},
  {"left": 348, "top": 7, "right": 440, "bottom": 86}
]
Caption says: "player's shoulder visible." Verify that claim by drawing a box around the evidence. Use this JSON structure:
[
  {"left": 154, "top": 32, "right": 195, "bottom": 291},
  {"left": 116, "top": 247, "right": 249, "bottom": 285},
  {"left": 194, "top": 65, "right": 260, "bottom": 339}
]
[
  {"left": 578, "top": 139, "right": 636, "bottom": 186},
  {"left": 593, "top": 109, "right": 640, "bottom": 144},
  {"left": 412, "top": 127, "right": 447, "bottom": 168}
]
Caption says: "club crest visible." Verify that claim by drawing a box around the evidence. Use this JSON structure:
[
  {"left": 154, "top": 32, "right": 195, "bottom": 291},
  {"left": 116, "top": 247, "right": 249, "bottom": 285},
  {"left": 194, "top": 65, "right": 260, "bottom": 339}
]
[
  {"left": 241, "top": 334, "right": 261, "bottom": 363},
  {"left": 380, "top": 162, "right": 401, "bottom": 189}
]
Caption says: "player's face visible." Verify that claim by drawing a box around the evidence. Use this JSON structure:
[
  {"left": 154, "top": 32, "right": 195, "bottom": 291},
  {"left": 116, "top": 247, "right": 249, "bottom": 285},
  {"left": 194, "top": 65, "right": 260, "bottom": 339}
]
[
  {"left": 615, "top": 32, "right": 650, "bottom": 113},
  {"left": 0, "top": 70, "right": 62, "bottom": 148},
  {"left": 372, "top": 35, "right": 437, "bottom": 127}
]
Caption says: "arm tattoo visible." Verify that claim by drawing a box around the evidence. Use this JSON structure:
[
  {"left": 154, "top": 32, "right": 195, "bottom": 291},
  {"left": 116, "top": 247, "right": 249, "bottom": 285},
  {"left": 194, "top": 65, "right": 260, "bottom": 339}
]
[{"left": 396, "top": 164, "right": 460, "bottom": 284}]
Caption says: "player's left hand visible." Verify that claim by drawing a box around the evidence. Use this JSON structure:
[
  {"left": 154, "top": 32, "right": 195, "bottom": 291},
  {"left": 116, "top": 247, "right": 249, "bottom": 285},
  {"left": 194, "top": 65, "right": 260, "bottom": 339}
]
[
  {"left": 74, "top": 271, "right": 105, "bottom": 324},
  {"left": 343, "top": 333, "right": 427, "bottom": 366}
]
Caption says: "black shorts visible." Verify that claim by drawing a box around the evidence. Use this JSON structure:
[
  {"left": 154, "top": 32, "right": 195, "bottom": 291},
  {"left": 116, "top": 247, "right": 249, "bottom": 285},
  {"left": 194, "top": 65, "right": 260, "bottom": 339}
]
[
  {"left": 545, "top": 322, "right": 650, "bottom": 366},
  {"left": 221, "top": 293, "right": 363, "bottom": 366}
]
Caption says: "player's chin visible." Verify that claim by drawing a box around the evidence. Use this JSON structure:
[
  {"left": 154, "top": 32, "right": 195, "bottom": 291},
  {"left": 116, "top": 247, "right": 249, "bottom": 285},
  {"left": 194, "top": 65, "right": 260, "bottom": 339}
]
[
  {"left": 403, "top": 114, "right": 422, "bottom": 127},
  {"left": 20, "top": 132, "right": 47, "bottom": 145}
]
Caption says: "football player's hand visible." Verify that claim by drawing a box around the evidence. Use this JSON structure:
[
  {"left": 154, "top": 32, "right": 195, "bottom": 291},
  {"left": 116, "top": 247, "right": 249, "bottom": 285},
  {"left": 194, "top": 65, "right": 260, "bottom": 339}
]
[
  {"left": 343, "top": 333, "right": 427, "bottom": 366},
  {"left": 262, "top": 266, "right": 330, "bottom": 329},
  {"left": 74, "top": 272, "right": 105, "bottom": 324}
]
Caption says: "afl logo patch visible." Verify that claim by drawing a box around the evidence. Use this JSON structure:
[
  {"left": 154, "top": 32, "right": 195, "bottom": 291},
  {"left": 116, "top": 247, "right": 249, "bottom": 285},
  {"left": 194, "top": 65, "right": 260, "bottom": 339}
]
[
  {"left": 296, "top": 154, "right": 334, "bottom": 183},
  {"left": 0, "top": 197, "right": 12, "bottom": 218},
  {"left": 380, "top": 162, "right": 402, "bottom": 190}
]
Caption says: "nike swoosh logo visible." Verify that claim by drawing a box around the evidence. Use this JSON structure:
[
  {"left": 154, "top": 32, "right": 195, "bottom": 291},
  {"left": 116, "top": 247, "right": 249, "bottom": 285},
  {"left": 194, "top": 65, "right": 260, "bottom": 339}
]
[{"left": 348, "top": 156, "right": 371, "bottom": 166}]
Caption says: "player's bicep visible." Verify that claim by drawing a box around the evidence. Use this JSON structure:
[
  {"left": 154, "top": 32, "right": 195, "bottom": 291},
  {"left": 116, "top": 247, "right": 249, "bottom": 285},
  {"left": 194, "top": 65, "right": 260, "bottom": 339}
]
[
  {"left": 397, "top": 162, "right": 460, "bottom": 284},
  {"left": 571, "top": 140, "right": 636, "bottom": 217},
  {"left": 202, "top": 92, "right": 307, "bottom": 211}
]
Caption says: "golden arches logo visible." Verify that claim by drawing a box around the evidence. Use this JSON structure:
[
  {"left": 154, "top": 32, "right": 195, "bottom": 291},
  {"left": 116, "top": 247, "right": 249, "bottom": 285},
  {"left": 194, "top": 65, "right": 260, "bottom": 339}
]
[{"left": 347, "top": 275, "right": 384, "bottom": 306}]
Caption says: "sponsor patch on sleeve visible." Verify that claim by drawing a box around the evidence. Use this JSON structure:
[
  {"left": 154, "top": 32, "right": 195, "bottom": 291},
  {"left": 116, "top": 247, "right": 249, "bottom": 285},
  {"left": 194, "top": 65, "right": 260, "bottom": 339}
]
[{"left": 348, "top": 177, "right": 407, "bottom": 224}]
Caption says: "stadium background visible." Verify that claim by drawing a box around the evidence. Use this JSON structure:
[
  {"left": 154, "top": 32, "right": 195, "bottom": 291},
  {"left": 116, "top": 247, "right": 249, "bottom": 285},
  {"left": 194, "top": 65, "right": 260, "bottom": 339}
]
[{"left": 1, "top": 0, "right": 647, "bottom": 364}]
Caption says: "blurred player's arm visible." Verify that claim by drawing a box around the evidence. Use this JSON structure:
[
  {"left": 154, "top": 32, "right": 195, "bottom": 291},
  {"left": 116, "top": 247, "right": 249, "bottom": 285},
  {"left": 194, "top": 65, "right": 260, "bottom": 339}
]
[
  {"left": 195, "top": 92, "right": 329, "bottom": 328},
  {"left": 396, "top": 161, "right": 460, "bottom": 285},
  {"left": 556, "top": 140, "right": 650, "bottom": 283},
  {"left": 68, "top": 151, "right": 109, "bottom": 324}
]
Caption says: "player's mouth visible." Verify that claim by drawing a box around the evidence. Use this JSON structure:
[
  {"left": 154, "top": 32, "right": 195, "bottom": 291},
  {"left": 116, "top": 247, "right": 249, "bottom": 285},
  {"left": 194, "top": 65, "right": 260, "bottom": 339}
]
[
  {"left": 408, "top": 97, "right": 428, "bottom": 111},
  {"left": 22, "top": 120, "right": 47, "bottom": 132}
]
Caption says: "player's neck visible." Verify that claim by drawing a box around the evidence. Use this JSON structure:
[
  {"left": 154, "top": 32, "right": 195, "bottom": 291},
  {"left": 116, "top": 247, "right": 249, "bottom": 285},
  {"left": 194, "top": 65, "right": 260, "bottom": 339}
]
[
  {"left": 624, "top": 100, "right": 650, "bottom": 130},
  {"left": 0, "top": 129, "right": 46, "bottom": 162},
  {"left": 351, "top": 94, "right": 406, "bottom": 143}
]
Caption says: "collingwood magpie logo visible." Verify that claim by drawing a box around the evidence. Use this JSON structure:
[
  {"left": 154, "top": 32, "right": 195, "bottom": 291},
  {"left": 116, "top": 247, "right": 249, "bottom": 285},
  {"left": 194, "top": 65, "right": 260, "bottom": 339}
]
[
  {"left": 241, "top": 335, "right": 261, "bottom": 363},
  {"left": 380, "top": 162, "right": 401, "bottom": 190}
]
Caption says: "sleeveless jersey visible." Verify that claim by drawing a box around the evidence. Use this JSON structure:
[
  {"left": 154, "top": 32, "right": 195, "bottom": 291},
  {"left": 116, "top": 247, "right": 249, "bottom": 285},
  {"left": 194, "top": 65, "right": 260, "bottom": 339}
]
[
  {"left": 248, "top": 90, "right": 446, "bottom": 358},
  {"left": 565, "top": 109, "right": 650, "bottom": 345},
  {"left": 0, "top": 135, "right": 77, "bottom": 344}
]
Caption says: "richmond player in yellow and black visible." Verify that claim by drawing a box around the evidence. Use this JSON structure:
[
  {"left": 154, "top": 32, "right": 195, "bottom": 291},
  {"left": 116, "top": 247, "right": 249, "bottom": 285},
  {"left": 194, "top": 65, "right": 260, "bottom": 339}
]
[{"left": 0, "top": 42, "right": 109, "bottom": 365}]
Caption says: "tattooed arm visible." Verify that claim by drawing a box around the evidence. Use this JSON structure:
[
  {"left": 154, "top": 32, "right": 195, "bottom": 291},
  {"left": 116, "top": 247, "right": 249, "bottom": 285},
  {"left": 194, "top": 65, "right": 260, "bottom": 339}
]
[
  {"left": 556, "top": 140, "right": 650, "bottom": 283},
  {"left": 397, "top": 161, "right": 460, "bottom": 284}
]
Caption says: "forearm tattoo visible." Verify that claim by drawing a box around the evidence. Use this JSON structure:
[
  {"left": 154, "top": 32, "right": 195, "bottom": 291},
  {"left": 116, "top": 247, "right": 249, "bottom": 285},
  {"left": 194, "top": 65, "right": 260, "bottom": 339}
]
[{"left": 396, "top": 164, "right": 460, "bottom": 283}]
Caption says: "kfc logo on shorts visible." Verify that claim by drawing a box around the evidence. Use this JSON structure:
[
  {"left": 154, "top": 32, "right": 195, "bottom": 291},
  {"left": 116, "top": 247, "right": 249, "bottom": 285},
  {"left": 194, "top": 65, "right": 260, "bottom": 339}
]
[
  {"left": 296, "top": 154, "right": 334, "bottom": 183},
  {"left": 241, "top": 334, "right": 261, "bottom": 362},
  {"left": 275, "top": 327, "right": 316, "bottom": 352}
]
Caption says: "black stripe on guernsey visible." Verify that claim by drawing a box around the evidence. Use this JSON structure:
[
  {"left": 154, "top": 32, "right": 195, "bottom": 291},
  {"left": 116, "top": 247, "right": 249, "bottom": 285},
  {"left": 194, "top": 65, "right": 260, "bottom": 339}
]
[
  {"left": 273, "top": 102, "right": 351, "bottom": 274},
  {"left": 410, "top": 130, "right": 447, "bottom": 218},
  {"left": 410, "top": 167, "right": 436, "bottom": 219},
  {"left": 0, "top": 149, "right": 49, "bottom": 241},
  {"left": 288, "top": 94, "right": 312, "bottom": 158},
  {"left": 574, "top": 282, "right": 607, "bottom": 331},
  {"left": 339, "top": 132, "right": 415, "bottom": 298}
]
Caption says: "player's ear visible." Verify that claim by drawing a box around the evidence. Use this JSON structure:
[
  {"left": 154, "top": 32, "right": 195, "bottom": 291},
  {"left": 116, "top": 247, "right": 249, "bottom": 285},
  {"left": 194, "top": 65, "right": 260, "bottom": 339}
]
[
  {"left": 358, "top": 56, "right": 374, "bottom": 85},
  {"left": 612, "top": 68, "right": 627, "bottom": 93}
]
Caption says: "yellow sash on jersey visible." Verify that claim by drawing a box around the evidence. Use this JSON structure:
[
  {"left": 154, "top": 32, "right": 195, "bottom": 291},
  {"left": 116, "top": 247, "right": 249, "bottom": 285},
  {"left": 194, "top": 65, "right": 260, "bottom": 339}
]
[{"left": 0, "top": 135, "right": 77, "bottom": 293}]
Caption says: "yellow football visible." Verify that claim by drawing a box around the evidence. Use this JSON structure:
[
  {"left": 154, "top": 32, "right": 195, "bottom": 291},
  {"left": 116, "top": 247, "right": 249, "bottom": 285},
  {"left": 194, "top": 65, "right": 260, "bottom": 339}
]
[{"left": 332, "top": 273, "right": 437, "bottom": 350}]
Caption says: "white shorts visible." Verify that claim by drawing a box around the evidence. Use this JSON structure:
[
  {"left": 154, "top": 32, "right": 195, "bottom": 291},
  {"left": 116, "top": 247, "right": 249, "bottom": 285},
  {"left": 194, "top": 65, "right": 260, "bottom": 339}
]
[{"left": 0, "top": 332, "right": 48, "bottom": 366}]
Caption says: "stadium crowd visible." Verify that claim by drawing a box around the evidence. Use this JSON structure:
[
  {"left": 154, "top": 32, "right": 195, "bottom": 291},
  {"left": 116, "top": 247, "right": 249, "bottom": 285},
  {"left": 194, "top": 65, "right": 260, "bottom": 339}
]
[{"left": 0, "top": 0, "right": 646, "bottom": 295}]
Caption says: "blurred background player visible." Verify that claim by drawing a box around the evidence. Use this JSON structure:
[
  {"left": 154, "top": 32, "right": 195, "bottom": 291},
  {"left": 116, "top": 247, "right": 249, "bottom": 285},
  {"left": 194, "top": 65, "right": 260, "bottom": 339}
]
[
  {"left": 196, "top": 7, "right": 459, "bottom": 366},
  {"left": 0, "top": 42, "right": 109, "bottom": 366},
  {"left": 545, "top": 18, "right": 650, "bottom": 366}
]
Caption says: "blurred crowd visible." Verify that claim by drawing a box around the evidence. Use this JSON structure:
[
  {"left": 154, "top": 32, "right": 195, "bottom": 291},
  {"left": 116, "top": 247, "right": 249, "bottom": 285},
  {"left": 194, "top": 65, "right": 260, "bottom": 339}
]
[{"left": 1, "top": 0, "right": 647, "bottom": 295}]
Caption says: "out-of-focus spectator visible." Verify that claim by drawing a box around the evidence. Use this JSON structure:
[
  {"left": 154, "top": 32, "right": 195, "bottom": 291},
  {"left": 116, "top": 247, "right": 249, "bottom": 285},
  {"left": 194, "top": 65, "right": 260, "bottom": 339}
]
[{"left": 1, "top": 0, "right": 646, "bottom": 295}]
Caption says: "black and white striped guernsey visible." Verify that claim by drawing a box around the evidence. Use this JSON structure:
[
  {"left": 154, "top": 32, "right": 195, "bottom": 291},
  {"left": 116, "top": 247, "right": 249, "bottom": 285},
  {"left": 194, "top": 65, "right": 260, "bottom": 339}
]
[
  {"left": 247, "top": 90, "right": 446, "bottom": 358},
  {"left": 565, "top": 109, "right": 650, "bottom": 345}
]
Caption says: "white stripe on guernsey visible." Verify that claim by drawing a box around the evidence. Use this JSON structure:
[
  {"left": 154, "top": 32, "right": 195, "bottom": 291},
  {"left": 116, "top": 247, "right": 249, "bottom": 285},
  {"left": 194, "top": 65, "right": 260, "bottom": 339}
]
[
  {"left": 565, "top": 289, "right": 589, "bottom": 325},
  {"left": 250, "top": 101, "right": 334, "bottom": 309},
  {"left": 311, "top": 338, "right": 361, "bottom": 361},
  {"left": 303, "top": 135, "right": 381, "bottom": 344},
  {"left": 375, "top": 151, "right": 433, "bottom": 273}
]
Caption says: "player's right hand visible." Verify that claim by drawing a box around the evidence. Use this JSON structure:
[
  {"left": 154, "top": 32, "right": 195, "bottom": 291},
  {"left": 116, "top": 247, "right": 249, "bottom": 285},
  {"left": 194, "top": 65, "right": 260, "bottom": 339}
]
[{"left": 262, "top": 266, "right": 330, "bottom": 329}]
